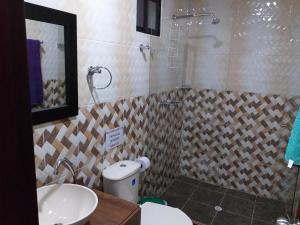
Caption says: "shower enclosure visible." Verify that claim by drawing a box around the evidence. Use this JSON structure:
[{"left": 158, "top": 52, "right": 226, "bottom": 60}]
[{"left": 146, "top": 0, "right": 300, "bottom": 224}]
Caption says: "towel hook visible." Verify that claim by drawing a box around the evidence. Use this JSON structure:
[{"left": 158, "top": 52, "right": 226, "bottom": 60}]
[
  {"left": 139, "top": 44, "right": 150, "bottom": 53},
  {"left": 87, "top": 66, "right": 112, "bottom": 90}
]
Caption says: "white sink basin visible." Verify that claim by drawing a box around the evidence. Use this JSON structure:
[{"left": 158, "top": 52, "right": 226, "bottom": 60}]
[{"left": 37, "top": 184, "right": 98, "bottom": 225}]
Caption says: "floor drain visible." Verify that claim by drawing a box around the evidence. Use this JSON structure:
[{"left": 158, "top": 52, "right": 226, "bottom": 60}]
[{"left": 214, "top": 206, "right": 223, "bottom": 212}]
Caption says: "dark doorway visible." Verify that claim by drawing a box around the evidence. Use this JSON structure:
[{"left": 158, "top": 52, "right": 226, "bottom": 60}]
[{"left": 0, "top": 1, "right": 39, "bottom": 224}]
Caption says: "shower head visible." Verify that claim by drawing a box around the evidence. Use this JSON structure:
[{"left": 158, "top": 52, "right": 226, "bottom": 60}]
[
  {"left": 212, "top": 16, "right": 220, "bottom": 25},
  {"left": 173, "top": 11, "right": 220, "bottom": 25}
]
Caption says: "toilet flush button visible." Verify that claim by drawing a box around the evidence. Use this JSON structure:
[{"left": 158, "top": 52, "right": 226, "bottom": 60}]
[{"left": 120, "top": 164, "right": 127, "bottom": 167}]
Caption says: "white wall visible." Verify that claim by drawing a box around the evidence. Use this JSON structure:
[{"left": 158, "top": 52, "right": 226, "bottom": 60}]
[
  {"left": 149, "top": 0, "right": 190, "bottom": 94},
  {"left": 186, "top": 0, "right": 300, "bottom": 96},
  {"left": 26, "top": 19, "right": 65, "bottom": 81},
  {"left": 25, "top": 0, "right": 151, "bottom": 106}
]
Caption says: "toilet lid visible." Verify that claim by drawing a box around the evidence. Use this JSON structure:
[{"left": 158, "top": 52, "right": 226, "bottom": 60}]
[{"left": 141, "top": 202, "right": 193, "bottom": 225}]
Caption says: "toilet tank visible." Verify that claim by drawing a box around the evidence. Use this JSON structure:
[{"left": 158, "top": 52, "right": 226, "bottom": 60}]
[{"left": 103, "top": 160, "right": 140, "bottom": 203}]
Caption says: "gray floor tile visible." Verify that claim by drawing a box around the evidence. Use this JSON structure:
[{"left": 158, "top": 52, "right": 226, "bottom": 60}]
[
  {"left": 251, "top": 219, "right": 273, "bottom": 225},
  {"left": 221, "top": 195, "right": 255, "bottom": 217},
  {"left": 256, "top": 197, "right": 286, "bottom": 205},
  {"left": 166, "top": 180, "right": 198, "bottom": 198},
  {"left": 253, "top": 197, "right": 286, "bottom": 224},
  {"left": 177, "top": 176, "right": 201, "bottom": 186},
  {"left": 165, "top": 177, "right": 289, "bottom": 225},
  {"left": 191, "top": 188, "right": 224, "bottom": 207},
  {"left": 182, "top": 200, "right": 216, "bottom": 224},
  {"left": 160, "top": 191, "right": 187, "bottom": 209},
  {"left": 226, "top": 189, "right": 256, "bottom": 201},
  {"left": 198, "top": 182, "right": 227, "bottom": 193},
  {"left": 211, "top": 211, "right": 251, "bottom": 225}
]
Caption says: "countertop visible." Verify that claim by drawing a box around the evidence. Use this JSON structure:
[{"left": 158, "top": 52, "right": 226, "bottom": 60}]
[{"left": 86, "top": 190, "right": 141, "bottom": 225}]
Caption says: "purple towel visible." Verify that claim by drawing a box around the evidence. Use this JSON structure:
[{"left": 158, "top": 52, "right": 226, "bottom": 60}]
[{"left": 27, "top": 39, "right": 43, "bottom": 106}]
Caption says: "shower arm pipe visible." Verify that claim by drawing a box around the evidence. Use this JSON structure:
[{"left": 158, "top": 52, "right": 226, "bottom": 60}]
[{"left": 172, "top": 12, "right": 214, "bottom": 20}]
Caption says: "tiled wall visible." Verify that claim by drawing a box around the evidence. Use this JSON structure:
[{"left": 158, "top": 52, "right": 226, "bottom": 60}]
[
  {"left": 34, "top": 95, "right": 148, "bottom": 188},
  {"left": 181, "top": 89, "right": 300, "bottom": 202},
  {"left": 33, "top": 79, "right": 66, "bottom": 109},
  {"left": 185, "top": 0, "right": 300, "bottom": 96},
  {"left": 29, "top": 0, "right": 300, "bottom": 203},
  {"left": 26, "top": 19, "right": 65, "bottom": 81},
  {"left": 26, "top": 0, "right": 150, "bottom": 106},
  {"left": 161, "top": 0, "right": 300, "bottom": 203},
  {"left": 34, "top": 90, "right": 183, "bottom": 196},
  {"left": 143, "top": 89, "right": 184, "bottom": 195},
  {"left": 149, "top": 0, "right": 189, "bottom": 94},
  {"left": 29, "top": 0, "right": 185, "bottom": 195}
]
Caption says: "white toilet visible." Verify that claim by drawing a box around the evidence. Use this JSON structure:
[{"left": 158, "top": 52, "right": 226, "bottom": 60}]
[{"left": 103, "top": 160, "right": 193, "bottom": 225}]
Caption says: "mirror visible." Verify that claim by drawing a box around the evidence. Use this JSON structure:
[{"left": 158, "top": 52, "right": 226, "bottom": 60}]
[
  {"left": 26, "top": 20, "right": 66, "bottom": 111},
  {"left": 24, "top": 3, "right": 78, "bottom": 125}
]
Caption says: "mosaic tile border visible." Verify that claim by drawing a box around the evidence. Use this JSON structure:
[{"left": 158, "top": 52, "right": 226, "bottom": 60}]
[
  {"left": 33, "top": 91, "right": 181, "bottom": 196},
  {"left": 33, "top": 88, "right": 300, "bottom": 202},
  {"left": 181, "top": 89, "right": 300, "bottom": 202}
]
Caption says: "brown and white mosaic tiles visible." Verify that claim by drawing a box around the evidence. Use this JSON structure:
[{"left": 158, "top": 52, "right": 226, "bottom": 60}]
[
  {"left": 143, "top": 89, "right": 184, "bottom": 196},
  {"left": 33, "top": 79, "right": 66, "bottom": 110},
  {"left": 181, "top": 88, "right": 300, "bottom": 202},
  {"left": 28, "top": 0, "right": 189, "bottom": 196},
  {"left": 33, "top": 91, "right": 182, "bottom": 196},
  {"left": 33, "top": 88, "right": 300, "bottom": 203}
]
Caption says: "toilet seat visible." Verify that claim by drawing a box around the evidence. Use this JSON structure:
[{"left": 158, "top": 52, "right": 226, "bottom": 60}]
[{"left": 141, "top": 202, "right": 193, "bottom": 225}]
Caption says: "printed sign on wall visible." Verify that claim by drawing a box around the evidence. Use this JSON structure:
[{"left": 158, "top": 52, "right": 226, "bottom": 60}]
[{"left": 105, "top": 126, "right": 124, "bottom": 150}]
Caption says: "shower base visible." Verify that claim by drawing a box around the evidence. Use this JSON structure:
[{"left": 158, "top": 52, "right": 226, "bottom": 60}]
[{"left": 161, "top": 176, "right": 288, "bottom": 225}]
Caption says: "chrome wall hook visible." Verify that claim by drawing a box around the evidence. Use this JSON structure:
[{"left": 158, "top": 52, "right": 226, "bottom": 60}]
[
  {"left": 139, "top": 44, "right": 150, "bottom": 53},
  {"left": 86, "top": 66, "right": 113, "bottom": 104},
  {"left": 87, "top": 66, "right": 112, "bottom": 90}
]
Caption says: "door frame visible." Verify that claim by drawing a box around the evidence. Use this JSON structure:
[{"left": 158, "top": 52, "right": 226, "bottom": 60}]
[{"left": 0, "top": 1, "right": 39, "bottom": 224}]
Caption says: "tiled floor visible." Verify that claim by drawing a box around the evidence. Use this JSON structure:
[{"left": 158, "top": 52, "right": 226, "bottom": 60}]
[{"left": 161, "top": 176, "right": 289, "bottom": 225}]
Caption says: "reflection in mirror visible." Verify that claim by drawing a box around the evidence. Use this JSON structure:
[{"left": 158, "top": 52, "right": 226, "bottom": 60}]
[
  {"left": 25, "top": 19, "right": 66, "bottom": 112},
  {"left": 24, "top": 2, "right": 78, "bottom": 125}
]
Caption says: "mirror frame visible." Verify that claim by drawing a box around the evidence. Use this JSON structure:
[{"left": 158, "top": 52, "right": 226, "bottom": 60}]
[{"left": 24, "top": 2, "right": 78, "bottom": 125}]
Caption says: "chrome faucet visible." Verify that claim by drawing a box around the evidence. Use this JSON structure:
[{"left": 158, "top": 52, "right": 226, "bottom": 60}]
[{"left": 54, "top": 158, "right": 77, "bottom": 184}]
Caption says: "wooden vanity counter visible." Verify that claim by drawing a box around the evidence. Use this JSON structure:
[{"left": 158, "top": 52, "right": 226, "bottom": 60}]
[{"left": 86, "top": 190, "right": 141, "bottom": 225}]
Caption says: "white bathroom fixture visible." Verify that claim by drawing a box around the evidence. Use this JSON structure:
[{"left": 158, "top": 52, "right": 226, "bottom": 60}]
[
  {"left": 103, "top": 160, "right": 141, "bottom": 203},
  {"left": 141, "top": 202, "right": 193, "bottom": 225},
  {"left": 37, "top": 184, "right": 98, "bottom": 225},
  {"left": 103, "top": 160, "right": 193, "bottom": 225}
]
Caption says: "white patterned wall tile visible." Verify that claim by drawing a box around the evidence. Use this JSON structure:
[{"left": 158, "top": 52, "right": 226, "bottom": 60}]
[
  {"left": 228, "top": 54, "right": 300, "bottom": 95},
  {"left": 73, "top": 0, "right": 149, "bottom": 47},
  {"left": 161, "top": 0, "right": 189, "bottom": 20},
  {"left": 78, "top": 39, "right": 149, "bottom": 106},
  {"left": 150, "top": 18, "right": 188, "bottom": 93},
  {"left": 286, "top": 56, "right": 300, "bottom": 96},
  {"left": 231, "top": 0, "right": 295, "bottom": 55},
  {"left": 149, "top": 0, "right": 300, "bottom": 97},
  {"left": 27, "top": 0, "right": 151, "bottom": 105},
  {"left": 26, "top": 20, "right": 65, "bottom": 81},
  {"left": 189, "top": 0, "right": 237, "bottom": 19},
  {"left": 187, "top": 21, "right": 233, "bottom": 55},
  {"left": 186, "top": 53, "right": 229, "bottom": 90},
  {"left": 290, "top": 1, "right": 300, "bottom": 55},
  {"left": 25, "top": 0, "right": 74, "bottom": 13}
]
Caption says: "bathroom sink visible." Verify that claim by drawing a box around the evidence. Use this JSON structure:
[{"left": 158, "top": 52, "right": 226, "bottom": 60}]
[{"left": 37, "top": 184, "right": 98, "bottom": 225}]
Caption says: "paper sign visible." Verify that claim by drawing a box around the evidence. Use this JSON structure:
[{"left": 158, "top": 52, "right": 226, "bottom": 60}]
[{"left": 105, "top": 127, "right": 124, "bottom": 150}]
